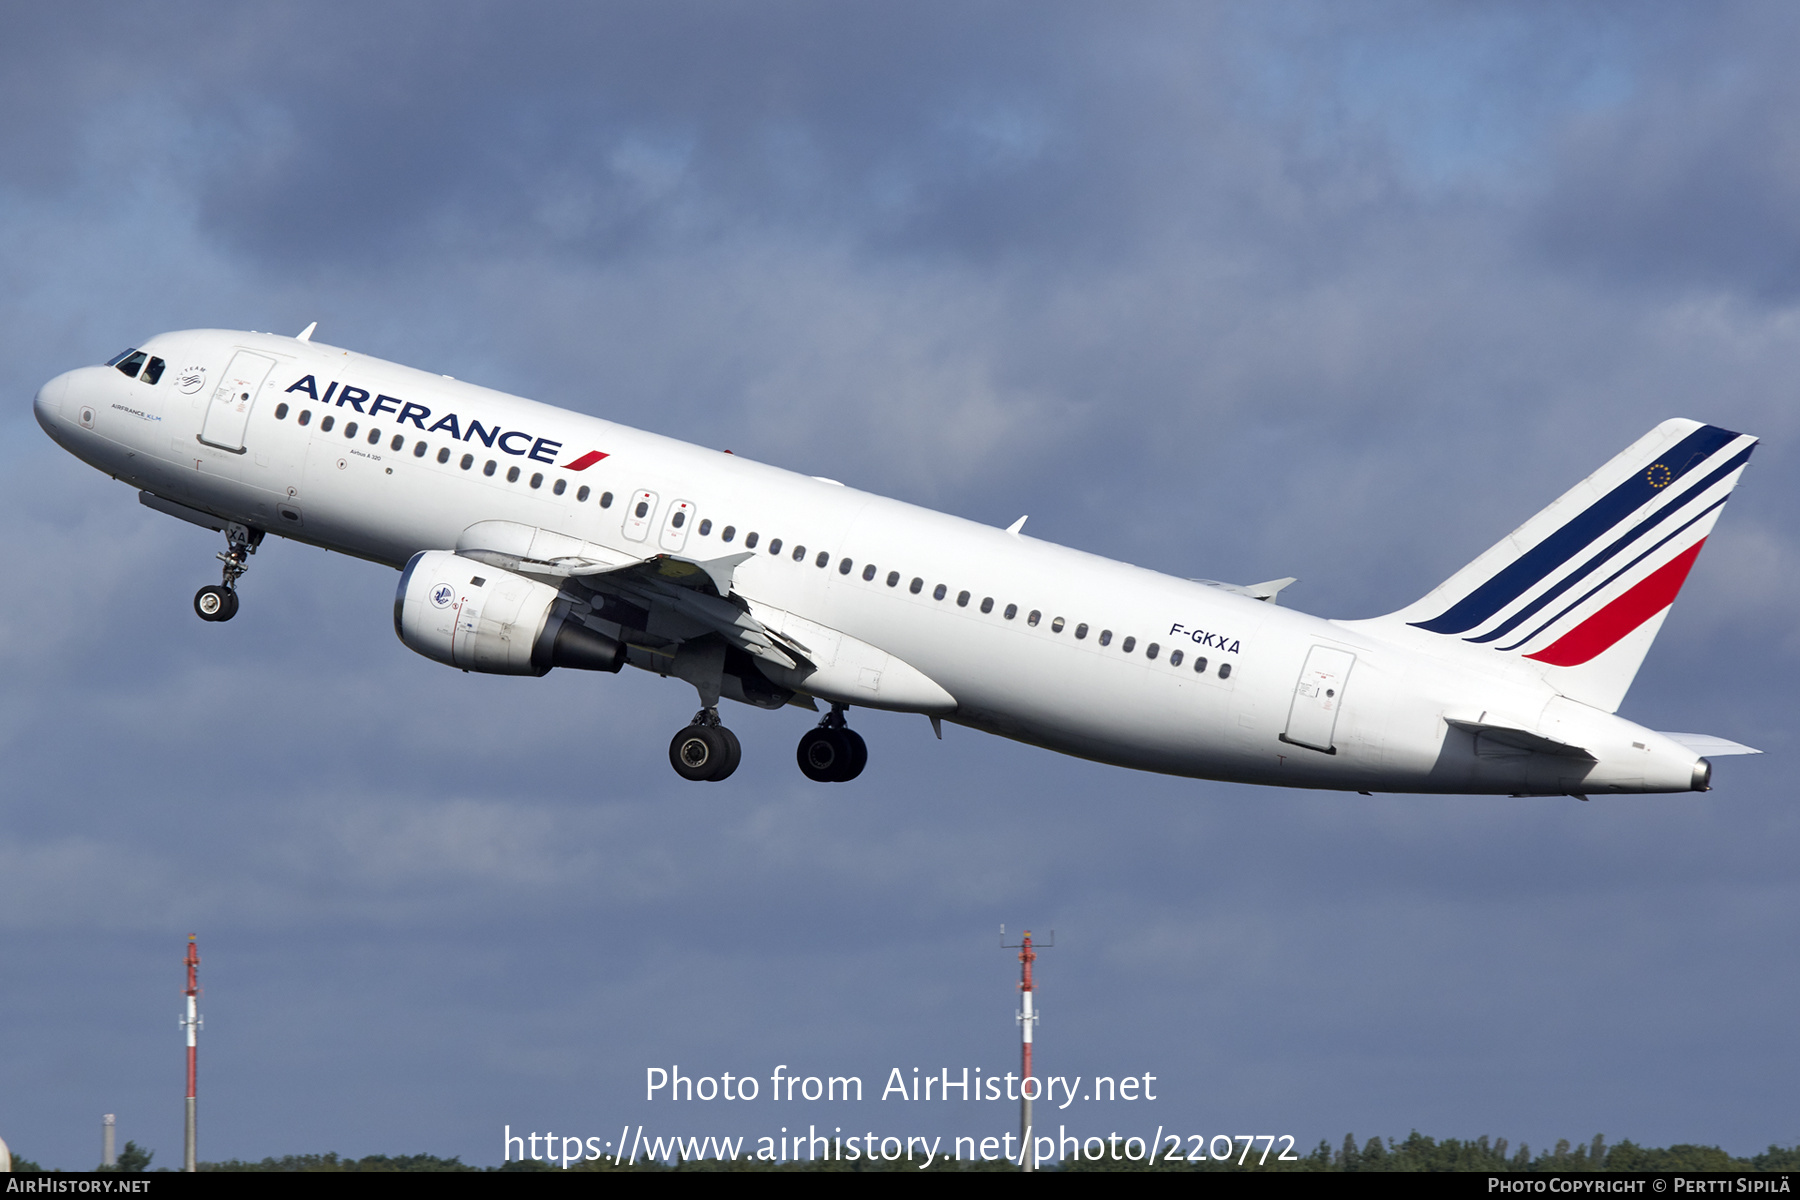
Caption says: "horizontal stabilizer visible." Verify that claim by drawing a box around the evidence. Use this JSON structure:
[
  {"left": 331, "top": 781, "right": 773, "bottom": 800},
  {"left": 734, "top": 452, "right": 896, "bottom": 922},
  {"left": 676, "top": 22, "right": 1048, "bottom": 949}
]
[
  {"left": 1661, "top": 732, "right": 1762, "bottom": 757},
  {"left": 1445, "top": 717, "right": 1595, "bottom": 760}
]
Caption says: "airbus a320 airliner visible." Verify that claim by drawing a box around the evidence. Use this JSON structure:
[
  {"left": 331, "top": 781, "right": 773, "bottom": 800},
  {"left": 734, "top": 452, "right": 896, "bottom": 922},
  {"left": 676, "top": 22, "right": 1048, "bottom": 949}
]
[{"left": 35, "top": 326, "right": 1760, "bottom": 792}]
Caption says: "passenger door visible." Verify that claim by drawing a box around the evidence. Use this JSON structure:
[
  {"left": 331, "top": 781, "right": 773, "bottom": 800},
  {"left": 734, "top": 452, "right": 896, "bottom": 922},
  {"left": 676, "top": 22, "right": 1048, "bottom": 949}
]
[
  {"left": 1282, "top": 645, "right": 1356, "bottom": 754},
  {"left": 198, "top": 350, "right": 277, "bottom": 453}
]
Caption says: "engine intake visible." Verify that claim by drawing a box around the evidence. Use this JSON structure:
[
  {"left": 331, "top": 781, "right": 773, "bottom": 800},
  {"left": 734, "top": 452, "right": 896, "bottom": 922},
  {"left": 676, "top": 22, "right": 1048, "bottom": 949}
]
[{"left": 394, "top": 550, "right": 624, "bottom": 676}]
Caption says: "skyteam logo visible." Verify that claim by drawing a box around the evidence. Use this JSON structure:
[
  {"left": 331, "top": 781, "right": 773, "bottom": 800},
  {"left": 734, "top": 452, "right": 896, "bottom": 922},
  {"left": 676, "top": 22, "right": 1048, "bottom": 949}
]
[
  {"left": 430, "top": 583, "right": 456, "bottom": 609},
  {"left": 1409, "top": 422, "right": 1757, "bottom": 668}
]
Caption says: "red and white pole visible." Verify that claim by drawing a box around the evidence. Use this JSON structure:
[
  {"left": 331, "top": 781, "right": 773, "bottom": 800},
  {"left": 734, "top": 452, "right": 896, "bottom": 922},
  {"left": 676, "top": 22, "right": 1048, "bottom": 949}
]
[
  {"left": 1017, "top": 931, "right": 1037, "bottom": 1172},
  {"left": 180, "top": 935, "right": 201, "bottom": 1173}
]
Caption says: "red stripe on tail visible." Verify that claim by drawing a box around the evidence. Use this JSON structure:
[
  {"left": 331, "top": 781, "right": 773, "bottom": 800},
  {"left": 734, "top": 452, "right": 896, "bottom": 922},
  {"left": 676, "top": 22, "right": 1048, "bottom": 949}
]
[{"left": 1524, "top": 539, "right": 1707, "bottom": 667}]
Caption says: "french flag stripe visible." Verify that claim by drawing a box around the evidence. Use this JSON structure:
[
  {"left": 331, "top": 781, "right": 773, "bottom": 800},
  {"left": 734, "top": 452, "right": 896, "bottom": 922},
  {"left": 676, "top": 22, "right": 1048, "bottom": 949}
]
[
  {"left": 1523, "top": 539, "right": 1707, "bottom": 667},
  {"left": 563, "top": 450, "right": 608, "bottom": 471}
]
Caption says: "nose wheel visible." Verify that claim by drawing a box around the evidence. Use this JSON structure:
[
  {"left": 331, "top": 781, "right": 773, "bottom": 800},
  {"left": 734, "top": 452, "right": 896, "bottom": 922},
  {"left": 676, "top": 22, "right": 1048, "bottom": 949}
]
[
  {"left": 797, "top": 705, "right": 867, "bottom": 782},
  {"left": 193, "top": 523, "right": 262, "bottom": 623},
  {"left": 669, "top": 709, "right": 742, "bottom": 782},
  {"left": 194, "top": 585, "right": 238, "bottom": 622}
]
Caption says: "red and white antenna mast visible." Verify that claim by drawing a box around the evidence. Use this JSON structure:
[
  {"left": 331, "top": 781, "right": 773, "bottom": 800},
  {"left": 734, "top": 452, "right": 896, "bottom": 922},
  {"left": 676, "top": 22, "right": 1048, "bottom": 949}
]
[
  {"left": 180, "top": 935, "right": 202, "bottom": 1173},
  {"left": 1001, "top": 925, "right": 1053, "bottom": 1172}
]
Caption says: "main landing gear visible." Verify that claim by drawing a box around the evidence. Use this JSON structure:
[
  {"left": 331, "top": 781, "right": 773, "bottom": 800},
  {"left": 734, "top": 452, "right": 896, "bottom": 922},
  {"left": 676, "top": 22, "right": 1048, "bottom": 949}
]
[
  {"left": 193, "top": 523, "right": 263, "bottom": 623},
  {"left": 669, "top": 709, "right": 742, "bottom": 782},
  {"left": 797, "top": 704, "right": 866, "bottom": 783}
]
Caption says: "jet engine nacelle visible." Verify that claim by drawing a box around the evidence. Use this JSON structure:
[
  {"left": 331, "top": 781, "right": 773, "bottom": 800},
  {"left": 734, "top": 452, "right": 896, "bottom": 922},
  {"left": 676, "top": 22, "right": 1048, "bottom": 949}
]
[{"left": 394, "top": 550, "right": 625, "bottom": 676}]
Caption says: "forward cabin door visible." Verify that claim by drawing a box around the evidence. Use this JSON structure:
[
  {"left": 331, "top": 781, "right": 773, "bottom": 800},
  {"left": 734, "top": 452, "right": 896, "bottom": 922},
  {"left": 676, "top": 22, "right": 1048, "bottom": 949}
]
[
  {"left": 1282, "top": 645, "right": 1356, "bottom": 753},
  {"left": 198, "top": 350, "right": 277, "bottom": 453}
]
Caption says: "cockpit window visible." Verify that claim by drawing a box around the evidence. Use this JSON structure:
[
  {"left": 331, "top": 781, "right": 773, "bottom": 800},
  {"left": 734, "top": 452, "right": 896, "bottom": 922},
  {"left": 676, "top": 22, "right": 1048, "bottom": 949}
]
[
  {"left": 141, "top": 356, "right": 166, "bottom": 385},
  {"left": 114, "top": 351, "right": 147, "bottom": 378},
  {"left": 105, "top": 349, "right": 137, "bottom": 367}
]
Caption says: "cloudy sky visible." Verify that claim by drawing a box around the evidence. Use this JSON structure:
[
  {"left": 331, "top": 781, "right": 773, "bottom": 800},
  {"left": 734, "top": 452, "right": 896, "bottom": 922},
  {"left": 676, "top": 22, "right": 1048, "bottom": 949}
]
[{"left": 2, "top": 1, "right": 1796, "bottom": 1170}]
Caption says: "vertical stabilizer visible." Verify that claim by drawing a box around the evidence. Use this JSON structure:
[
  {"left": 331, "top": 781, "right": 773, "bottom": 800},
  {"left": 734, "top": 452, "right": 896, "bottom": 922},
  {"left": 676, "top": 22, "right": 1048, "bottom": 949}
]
[{"left": 1355, "top": 419, "right": 1756, "bottom": 712}]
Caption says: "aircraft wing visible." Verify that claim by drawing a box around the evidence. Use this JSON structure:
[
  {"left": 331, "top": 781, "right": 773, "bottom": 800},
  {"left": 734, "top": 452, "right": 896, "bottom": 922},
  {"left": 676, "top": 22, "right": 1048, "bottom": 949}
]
[{"left": 454, "top": 520, "right": 805, "bottom": 669}]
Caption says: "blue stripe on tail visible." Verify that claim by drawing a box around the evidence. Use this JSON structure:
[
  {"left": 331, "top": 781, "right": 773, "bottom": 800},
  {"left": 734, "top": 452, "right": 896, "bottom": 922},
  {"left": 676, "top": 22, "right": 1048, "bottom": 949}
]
[{"left": 1410, "top": 424, "right": 1740, "bottom": 636}]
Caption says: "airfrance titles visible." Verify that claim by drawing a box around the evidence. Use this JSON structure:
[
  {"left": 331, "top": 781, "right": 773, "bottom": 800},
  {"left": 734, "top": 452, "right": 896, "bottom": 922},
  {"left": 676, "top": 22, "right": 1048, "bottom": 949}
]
[{"left": 284, "top": 374, "right": 568, "bottom": 466}]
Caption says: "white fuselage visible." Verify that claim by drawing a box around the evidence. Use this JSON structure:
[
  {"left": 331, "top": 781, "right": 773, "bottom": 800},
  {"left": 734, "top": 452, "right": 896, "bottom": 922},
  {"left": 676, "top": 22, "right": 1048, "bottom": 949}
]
[{"left": 34, "top": 329, "right": 1709, "bottom": 794}]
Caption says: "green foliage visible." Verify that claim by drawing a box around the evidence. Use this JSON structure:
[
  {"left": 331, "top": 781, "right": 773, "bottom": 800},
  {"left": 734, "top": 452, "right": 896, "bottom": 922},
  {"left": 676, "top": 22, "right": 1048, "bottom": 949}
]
[
  {"left": 108, "top": 1141, "right": 153, "bottom": 1172},
  {"left": 7, "top": 1152, "right": 45, "bottom": 1173},
  {"left": 165, "top": 1133, "right": 1800, "bottom": 1173},
  {"left": 199, "top": 1153, "right": 477, "bottom": 1172}
]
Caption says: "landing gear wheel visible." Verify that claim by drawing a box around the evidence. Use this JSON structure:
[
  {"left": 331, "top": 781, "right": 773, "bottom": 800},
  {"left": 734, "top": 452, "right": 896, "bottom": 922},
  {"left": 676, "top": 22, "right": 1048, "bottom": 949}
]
[
  {"left": 670, "top": 724, "right": 733, "bottom": 782},
  {"left": 710, "top": 726, "right": 742, "bottom": 782},
  {"left": 194, "top": 585, "right": 235, "bottom": 622},
  {"left": 839, "top": 728, "right": 867, "bottom": 782},
  {"left": 798, "top": 727, "right": 855, "bottom": 782}
]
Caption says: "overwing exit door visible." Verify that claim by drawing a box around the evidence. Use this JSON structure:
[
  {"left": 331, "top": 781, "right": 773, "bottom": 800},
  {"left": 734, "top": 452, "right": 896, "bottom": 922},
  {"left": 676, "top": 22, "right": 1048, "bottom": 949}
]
[
  {"left": 1282, "top": 645, "right": 1356, "bottom": 754},
  {"left": 198, "top": 350, "right": 277, "bottom": 453}
]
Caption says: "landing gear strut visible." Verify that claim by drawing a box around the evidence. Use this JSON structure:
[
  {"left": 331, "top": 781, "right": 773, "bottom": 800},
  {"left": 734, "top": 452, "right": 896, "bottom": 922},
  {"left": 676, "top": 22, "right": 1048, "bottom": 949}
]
[
  {"left": 669, "top": 708, "right": 742, "bottom": 782},
  {"left": 797, "top": 704, "right": 867, "bottom": 783},
  {"left": 194, "top": 523, "right": 262, "bottom": 623}
]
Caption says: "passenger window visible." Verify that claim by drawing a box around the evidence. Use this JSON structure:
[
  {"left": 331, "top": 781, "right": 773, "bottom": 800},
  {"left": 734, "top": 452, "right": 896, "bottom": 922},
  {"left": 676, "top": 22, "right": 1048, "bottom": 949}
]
[
  {"left": 909, "top": 577, "right": 923, "bottom": 594},
  {"left": 722, "top": 526, "right": 735, "bottom": 542},
  {"left": 115, "top": 351, "right": 147, "bottom": 378},
  {"left": 413, "top": 441, "right": 426, "bottom": 458},
  {"left": 792, "top": 544, "right": 806, "bottom": 562},
  {"left": 369, "top": 429, "right": 381, "bottom": 444},
  {"left": 530, "top": 473, "right": 543, "bottom": 489},
  {"left": 1122, "top": 636, "right": 1136, "bottom": 653},
  {"left": 769, "top": 538, "right": 782, "bottom": 555},
  {"left": 553, "top": 478, "right": 566, "bottom": 495},
  {"left": 1146, "top": 643, "right": 1159, "bottom": 660},
  {"left": 933, "top": 584, "right": 947, "bottom": 601},
  {"left": 1051, "top": 617, "right": 1065, "bottom": 633},
  {"left": 344, "top": 421, "right": 358, "bottom": 438},
  {"left": 698, "top": 518, "right": 711, "bottom": 535},
  {"left": 672, "top": 510, "right": 686, "bottom": 528},
  {"left": 391, "top": 435, "right": 405, "bottom": 451},
  {"left": 600, "top": 492, "right": 614, "bottom": 508},
  {"left": 297, "top": 408, "right": 312, "bottom": 427},
  {"left": 980, "top": 597, "right": 993, "bottom": 613},
  {"left": 460, "top": 453, "right": 474, "bottom": 470},
  {"left": 578, "top": 485, "right": 591, "bottom": 502},
  {"left": 1170, "top": 649, "right": 1184, "bottom": 666},
  {"left": 438, "top": 447, "right": 451, "bottom": 464},
  {"left": 1218, "top": 663, "right": 1232, "bottom": 680},
  {"left": 483, "top": 460, "right": 497, "bottom": 476},
  {"left": 321, "top": 415, "right": 335, "bottom": 432},
  {"left": 1194, "top": 657, "right": 1208, "bottom": 674},
  {"left": 509, "top": 466, "right": 523, "bottom": 483},
  {"left": 746, "top": 532, "right": 759, "bottom": 549},
  {"left": 1099, "top": 630, "right": 1112, "bottom": 646},
  {"left": 142, "top": 357, "right": 166, "bottom": 385},
  {"left": 1004, "top": 603, "right": 1017, "bottom": 620},
  {"left": 887, "top": 571, "right": 900, "bottom": 587},
  {"left": 1027, "top": 610, "right": 1040, "bottom": 626},
  {"left": 1074, "top": 622, "right": 1088, "bottom": 639},
  {"left": 635, "top": 500, "right": 649, "bottom": 518},
  {"left": 955, "top": 591, "right": 969, "bottom": 607},
  {"left": 274, "top": 403, "right": 289, "bottom": 420},
  {"left": 859, "top": 563, "right": 873, "bottom": 580}
]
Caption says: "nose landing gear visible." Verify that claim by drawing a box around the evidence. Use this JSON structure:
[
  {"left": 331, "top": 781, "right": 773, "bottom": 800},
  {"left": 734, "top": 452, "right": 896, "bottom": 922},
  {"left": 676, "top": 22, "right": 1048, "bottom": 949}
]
[
  {"left": 193, "top": 523, "right": 262, "bottom": 623},
  {"left": 797, "top": 704, "right": 867, "bottom": 782},
  {"left": 669, "top": 708, "right": 742, "bottom": 782}
]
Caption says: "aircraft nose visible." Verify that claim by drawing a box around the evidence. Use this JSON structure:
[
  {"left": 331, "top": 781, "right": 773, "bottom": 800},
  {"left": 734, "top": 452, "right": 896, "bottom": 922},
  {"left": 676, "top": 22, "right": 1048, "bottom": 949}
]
[{"left": 33, "top": 370, "right": 73, "bottom": 432}]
